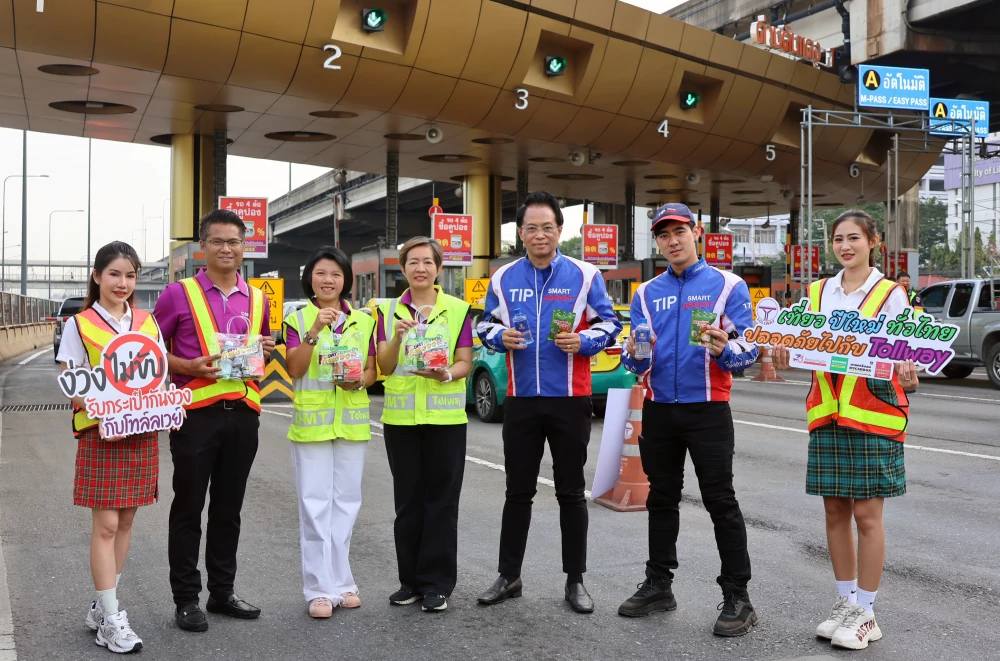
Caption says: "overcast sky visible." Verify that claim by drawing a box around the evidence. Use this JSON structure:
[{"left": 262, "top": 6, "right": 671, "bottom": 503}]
[{"left": 0, "top": 0, "right": 685, "bottom": 268}]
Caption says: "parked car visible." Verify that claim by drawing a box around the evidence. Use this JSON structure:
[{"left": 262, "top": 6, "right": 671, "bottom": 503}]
[
  {"left": 50, "top": 296, "right": 86, "bottom": 362},
  {"left": 275, "top": 300, "right": 309, "bottom": 344},
  {"left": 468, "top": 305, "right": 635, "bottom": 423},
  {"left": 919, "top": 278, "right": 1000, "bottom": 389}
]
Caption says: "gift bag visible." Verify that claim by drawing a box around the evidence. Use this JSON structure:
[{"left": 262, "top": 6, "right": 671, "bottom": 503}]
[
  {"left": 317, "top": 330, "right": 365, "bottom": 383},
  {"left": 211, "top": 316, "right": 265, "bottom": 380},
  {"left": 402, "top": 305, "right": 451, "bottom": 372}
]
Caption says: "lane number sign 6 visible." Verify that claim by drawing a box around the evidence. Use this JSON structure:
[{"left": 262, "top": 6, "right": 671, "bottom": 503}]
[
  {"left": 323, "top": 45, "right": 342, "bottom": 70},
  {"left": 849, "top": 163, "right": 860, "bottom": 178}
]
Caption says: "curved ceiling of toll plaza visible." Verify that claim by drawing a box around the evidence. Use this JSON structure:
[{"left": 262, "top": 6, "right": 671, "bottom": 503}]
[{"left": 0, "top": 0, "right": 941, "bottom": 218}]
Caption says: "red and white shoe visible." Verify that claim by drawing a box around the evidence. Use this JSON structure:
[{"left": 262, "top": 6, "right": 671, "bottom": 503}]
[{"left": 832, "top": 604, "right": 882, "bottom": 650}]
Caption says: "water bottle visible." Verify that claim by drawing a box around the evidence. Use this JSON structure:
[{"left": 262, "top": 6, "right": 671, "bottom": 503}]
[
  {"left": 318, "top": 339, "right": 334, "bottom": 382},
  {"left": 634, "top": 323, "right": 652, "bottom": 360},
  {"left": 511, "top": 308, "right": 533, "bottom": 346},
  {"left": 219, "top": 340, "right": 234, "bottom": 379}
]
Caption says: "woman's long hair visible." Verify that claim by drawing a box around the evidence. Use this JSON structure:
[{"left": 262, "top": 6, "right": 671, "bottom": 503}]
[{"left": 84, "top": 241, "right": 142, "bottom": 311}]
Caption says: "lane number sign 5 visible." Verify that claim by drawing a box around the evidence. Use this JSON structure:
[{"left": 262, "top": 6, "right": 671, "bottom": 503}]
[{"left": 323, "top": 45, "right": 343, "bottom": 70}]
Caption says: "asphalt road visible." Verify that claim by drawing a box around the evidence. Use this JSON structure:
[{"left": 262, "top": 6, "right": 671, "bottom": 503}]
[{"left": 1, "top": 351, "right": 998, "bottom": 660}]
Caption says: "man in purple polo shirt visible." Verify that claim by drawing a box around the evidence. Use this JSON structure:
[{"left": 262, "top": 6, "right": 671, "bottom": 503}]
[{"left": 154, "top": 209, "right": 274, "bottom": 632}]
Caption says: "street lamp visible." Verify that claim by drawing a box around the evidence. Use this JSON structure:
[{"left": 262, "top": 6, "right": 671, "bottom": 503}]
[
  {"left": 49, "top": 209, "right": 84, "bottom": 299},
  {"left": 2, "top": 174, "right": 48, "bottom": 292}
]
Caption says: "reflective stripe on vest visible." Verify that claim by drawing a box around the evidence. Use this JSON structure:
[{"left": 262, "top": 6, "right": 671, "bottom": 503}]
[
  {"left": 178, "top": 278, "right": 264, "bottom": 411},
  {"left": 71, "top": 307, "right": 160, "bottom": 435},
  {"left": 378, "top": 288, "right": 469, "bottom": 426},
  {"left": 805, "top": 277, "right": 908, "bottom": 440},
  {"left": 285, "top": 302, "right": 374, "bottom": 442}
]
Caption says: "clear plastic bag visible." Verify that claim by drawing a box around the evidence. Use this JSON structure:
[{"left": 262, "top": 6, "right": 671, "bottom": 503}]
[
  {"left": 317, "top": 330, "right": 364, "bottom": 383},
  {"left": 211, "top": 315, "right": 265, "bottom": 380},
  {"left": 402, "top": 305, "right": 451, "bottom": 372}
]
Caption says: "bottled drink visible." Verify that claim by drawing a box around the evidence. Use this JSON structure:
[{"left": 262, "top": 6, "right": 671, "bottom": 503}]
[
  {"left": 511, "top": 308, "right": 533, "bottom": 345},
  {"left": 219, "top": 340, "right": 234, "bottom": 379},
  {"left": 318, "top": 340, "right": 334, "bottom": 382},
  {"left": 634, "top": 323, "right": 652, "bottom": 360}
]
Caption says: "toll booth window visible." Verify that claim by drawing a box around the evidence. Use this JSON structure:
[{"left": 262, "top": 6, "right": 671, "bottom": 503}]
[
  {"left": 947, "top": 283, "right": 974, "bottom": 318},
  {"left": 920, "top": 284, "right": 950, "bottom": 313}
]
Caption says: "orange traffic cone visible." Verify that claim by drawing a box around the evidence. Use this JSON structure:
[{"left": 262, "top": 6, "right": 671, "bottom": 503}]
[
  {"left": 594, "top": 385, "right": 650, "bottom": 512},
  {"left": 752, "top": 346, "right": 786, "bottom": 382}
]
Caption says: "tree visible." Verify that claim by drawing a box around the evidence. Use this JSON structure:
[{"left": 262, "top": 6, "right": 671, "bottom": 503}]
[
  {"left": 918, "top": 198, "right": 949, "bottom": 267},
  {"left": 559, "top": 235, "right": 582, "bottom": 257}
]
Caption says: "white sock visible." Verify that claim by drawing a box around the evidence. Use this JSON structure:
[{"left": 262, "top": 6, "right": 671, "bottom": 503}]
[
  {"left": 857, "top": 588, "right": 877, "bottom": 614},
  {"left": 115, "top": 573, "right": 121, "bottom": 588},
  {"left": 836, "top": 579, "right": 858, "bottom": 605},
  {"left": 97, "top": 588, "right": 118, "bottom": 615}
]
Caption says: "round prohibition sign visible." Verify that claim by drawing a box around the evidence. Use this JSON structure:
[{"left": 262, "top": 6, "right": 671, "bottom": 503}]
[{"left": 101, "top": 331, "right": 166, "bottom": 397}]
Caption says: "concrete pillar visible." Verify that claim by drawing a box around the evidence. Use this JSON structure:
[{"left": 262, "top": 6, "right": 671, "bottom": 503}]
[
  {"left": 386, "top": 151, "right": 399, "bottom": 247},
  {"left": 898, "top": 183, "right": 920, "bottom": 252},
  {"left": 624, "top": 183, "right": 635, "bottom": 261},
  {"left": 465, "top": 174, "right": 501, "bottom": 279},
  {"left": 515, "top": 170, "right": 528, "bottom": 254},
  {"left": 169, "top": 135, "right": 216, "bottom": 282},
  {"left": 710, "top": 197, "right": 720, "bottom": 234}
]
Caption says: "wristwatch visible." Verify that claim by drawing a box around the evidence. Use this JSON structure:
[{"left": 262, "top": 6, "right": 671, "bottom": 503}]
[
  {"left": 440, "top": 368, "right": 453, "bottom": 384},
  {"left": 303, "top": 332, "right": 319, "bottom": 346}
]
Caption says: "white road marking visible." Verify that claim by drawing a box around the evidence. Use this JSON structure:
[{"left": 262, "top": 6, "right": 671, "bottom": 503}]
[
  {"left": 732, "top": 419, "right": 1000, "bottom": 462},
  {"left": 16, "top": 350, "right": 47, "bottom": 366},
  {"left": 0, "top": 413, "right": 18, "bottom": 660}
]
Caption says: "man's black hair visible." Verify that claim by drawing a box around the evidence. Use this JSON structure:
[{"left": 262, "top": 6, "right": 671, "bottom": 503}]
[
  {"left": 199, "top": 209, "right": 246, "bottom": 242},
  {"left": 301, "top": 246, "right": 354, "bottom": 301},
  {"left": 897, "top": 271, "right": 910, "bottom": 279},
  {"left": 515, "top": 191, "right": 564, "bottom": 227}
]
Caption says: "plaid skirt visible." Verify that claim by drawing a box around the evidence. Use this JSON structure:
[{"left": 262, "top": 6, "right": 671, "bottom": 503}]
[
  {"left": 806, "top": 424, "right": 906, "bottom": 499},
  {"left": 74, "top": 427, "right": 160, "bottom": 509}
]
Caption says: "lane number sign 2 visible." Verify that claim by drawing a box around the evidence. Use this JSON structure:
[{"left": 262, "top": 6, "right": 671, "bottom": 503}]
[{"left": 323, "top": 45, "right": 342, "bottom": 70}]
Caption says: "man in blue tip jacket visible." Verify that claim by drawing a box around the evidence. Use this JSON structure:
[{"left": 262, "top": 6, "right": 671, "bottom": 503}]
[
  {"left": 616, "top": 203, "right": 760, "bottom": 637},
  {"left": 475, "top": 191, "right": 622, "bottom": 614}
]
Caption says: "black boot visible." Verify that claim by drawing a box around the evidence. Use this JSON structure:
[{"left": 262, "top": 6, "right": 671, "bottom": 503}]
[
  {"left": 618, "top": 572, "right": 676, "bottom": 617},
  {"left": 713, "top": 586, "right": 757, "bottom": 636}
]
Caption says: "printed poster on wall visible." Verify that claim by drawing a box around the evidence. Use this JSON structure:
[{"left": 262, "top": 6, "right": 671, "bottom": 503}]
[
  {"left": 582, "top": 224, "right": 618, "bottom": 268},
  {"left": 219, "top": 197, "right": 269, "bottom": 259},
  {"left": 432, "top": 214, "right": 473, "bottom": 266},
  {"left": 704, "top": 233, "right": 733, "bottom": 269}
]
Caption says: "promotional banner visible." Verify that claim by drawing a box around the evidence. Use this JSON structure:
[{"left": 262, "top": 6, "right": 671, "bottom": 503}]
[
  {"left": 704, "top": 233, "right": 733, "bottom": 269},
  {"left": 57, "top": 332, "right": 191, "bottom": 438},
  {"left": 219, "top": 197, "right": 268, "bottom": 258},
  {"left": 432, "top": 213, "right": 473, "bottom": 266},
  {"left": 786, "top": 245, "right": 821, "bottom": 279},
  {"left": 745, "top": 297, "right": 960, "bottom": 379},
  {"left": 582, "top": 224, "right": 619, "bottom": 268}
]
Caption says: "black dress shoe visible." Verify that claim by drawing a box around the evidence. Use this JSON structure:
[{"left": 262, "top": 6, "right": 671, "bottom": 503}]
[
  {"left": 477, "top": 576, "right": 523, "bottom": 605},
  {"left": 175, "top": 604, "right": 208, "bottom": 632},
  {"left": 206, "top": 593, "right": 261, "bottom": 619},
  {"left": 565, "top": 582, "right": 594, "bottom": 613}
]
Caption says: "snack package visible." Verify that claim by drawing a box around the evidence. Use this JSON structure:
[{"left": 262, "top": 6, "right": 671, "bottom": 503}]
[
  {"left": 213, "top": 332, "right": 265, "bottom": 380},
  {"left": 548, "top": 309, "right": 576, "bottom": 340},
  {"left": 403, "top": 322, "right": 451, "bottom": 372},
  {"left": 689, "top": 309, "right": 718, "bottom": 346},
  {"left": 318, "top": 331, "right": 365, "bottom": 383}
]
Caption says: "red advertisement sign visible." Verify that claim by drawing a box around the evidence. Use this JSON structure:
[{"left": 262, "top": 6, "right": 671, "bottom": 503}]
[
  {"left": 582, "top": 224, "right": 619, "bottom": 268},
  {"left": 704, "top": 233, "right": 733, "bottom": 269},
  {"left": 784, "top": 245, "right": 821, "bottom": 278},
  {"left": 219, "top": 197, "right": 268, "bottom": 259},
  {"left": 432, "top": 214, "right": 473, "bottom": 266}
]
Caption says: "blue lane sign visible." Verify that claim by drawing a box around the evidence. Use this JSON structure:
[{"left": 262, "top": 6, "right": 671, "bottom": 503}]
[
  {"left": 857, "top": 65, "right": 929, "bottom": 111},
  {"left": 929, "top": 98, "right": 989, "bottom": 138}
]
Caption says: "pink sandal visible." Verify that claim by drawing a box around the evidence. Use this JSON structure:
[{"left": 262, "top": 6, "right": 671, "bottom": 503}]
[{"left": 340, "top": 593, "right": 361, "bottom": 609}]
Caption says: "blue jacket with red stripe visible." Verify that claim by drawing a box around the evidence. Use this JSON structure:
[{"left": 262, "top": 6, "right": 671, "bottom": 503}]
[
  {"left": 621, "top": 259, "right": 758, "bottom": 403},
  {"left": 477, "top": 251, "right": 622, "bottom": 398}
]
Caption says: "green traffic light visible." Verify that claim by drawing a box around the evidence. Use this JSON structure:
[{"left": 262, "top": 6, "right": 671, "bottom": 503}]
[
  {"left": 680, "top": 91, "right": 701, "bottom": 110},
  {"left": 362, "top": 8, "right": 387, "bottom": 32},
  {"left": 545, "top": 56, "right": 568, "bottom": 77}
]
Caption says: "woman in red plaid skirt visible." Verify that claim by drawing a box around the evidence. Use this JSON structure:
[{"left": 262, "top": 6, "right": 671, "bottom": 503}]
[
  {"left": 57, "top": 241, "right": 168, "bottom": 654},
  {"left": 773, "top": 211, "right": 919, "bottom": 651}
]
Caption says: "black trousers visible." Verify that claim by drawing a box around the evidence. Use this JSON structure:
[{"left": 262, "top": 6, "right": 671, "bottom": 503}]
[
  {"left": 383, "top": 423, "right": 466, "bottom": 596},
  {"left": 498, "top": 396, "right": 591, "bottom": 578},
  {"left": 168, "top": 402, "right": 260, "bottom": 606},
  {"left": 639, "top": 400, "right": 751, "bottom": 590}
]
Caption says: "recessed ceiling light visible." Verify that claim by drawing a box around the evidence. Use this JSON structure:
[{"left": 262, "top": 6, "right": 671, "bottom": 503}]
[
  {"left": 612, "top": 160, "right": 650, "bottom": 167},
  {"left": 38, "top": 64, "right": 99, "bottom": 76},
  {"left": 419, "top": 154, "right": 481, "bottom": 163},
  {"left": 384, "top": 133, "right": 424, "bottom": 141},
  {"left": 264, "top": 131, "right": 335, "bottom": 142},
  {"left": 49, "top": 100, "right": 136, "bottom": 115},
  {"left": 310, "top": 110, "right": 359, "bottom": 119},
  {"left": 472, "top": 137, "right": 514, "bottom": 145},
  {"left": 195, "top": 104, "right": 244, "bottom": 112},
  {"left": 548, "top": 174, "right": 603, "bottom": 181}
]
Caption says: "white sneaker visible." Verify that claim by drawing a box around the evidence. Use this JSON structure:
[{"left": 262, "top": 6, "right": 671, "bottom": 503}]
[
  {"left": 85, "top": 599, "right": 104, "bottom": 632},
  {"left": 96, "top": 610, "right": 143, "bottom": 654},
  {"left": 815, "top": 596, "right": 852, "bottom": 639},
  {"left": 831, "top": 604, "right": 882, "bottom": 650}
]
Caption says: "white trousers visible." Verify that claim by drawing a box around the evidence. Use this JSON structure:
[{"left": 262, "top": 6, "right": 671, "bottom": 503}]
[{"left": 289, "top": 439, "right": 368, "bottom": 604}]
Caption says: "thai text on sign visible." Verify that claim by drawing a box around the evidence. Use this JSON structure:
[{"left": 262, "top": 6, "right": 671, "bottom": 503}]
[
  {"left": 219, "top": 197, "right": 269, "bottom": 259},
  {"left": 432, "top": 214, "right": 473, "bottom": 266},
  {"left": 745, "top": 298, "right": 960, "bottom": 380},
  {"left": 582, "top": 224, "right": 618, "bottom": 268},
  {"left": 704, "top": 233, "right": 733, "bottom": 269},
  {"left": 750, "top": 19, "right": 831, "bottom": 66},
  {"left": 57, "top": 332, "right": 192, "bottom": 437}
]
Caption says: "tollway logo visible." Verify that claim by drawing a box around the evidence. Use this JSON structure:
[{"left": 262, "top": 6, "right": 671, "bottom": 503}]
[
  {"left": 863, "top": 69, "right": 881, "bottom": 90},
  {"left": 754, "top": 297, "right": 781, "bottom": 325}
]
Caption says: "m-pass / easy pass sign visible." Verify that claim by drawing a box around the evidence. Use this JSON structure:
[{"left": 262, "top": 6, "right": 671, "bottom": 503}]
[{"left": 857, "top": 65, "right": 929, "bottom": 111}]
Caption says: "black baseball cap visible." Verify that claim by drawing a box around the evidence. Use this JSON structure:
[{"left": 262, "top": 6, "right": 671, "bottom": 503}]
[{"left": 651, "top": 203, "right": 695, "bottom": 234}]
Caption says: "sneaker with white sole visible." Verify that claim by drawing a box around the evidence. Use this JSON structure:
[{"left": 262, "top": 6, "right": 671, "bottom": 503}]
[
  {"left": 96, "top": 610, "right": 143, "bottom": 654},
  {"left": 421, "top": 593, "right": 448, "bottom": 612},
  {"left": 816, "top": 596, "right": 852, "bottom": 639},
  {"left": 85, "top": 599, "right": 104, "bottom": 632},
  {"left": 831, "top": 604, "right": 882, "bottom": 650}
]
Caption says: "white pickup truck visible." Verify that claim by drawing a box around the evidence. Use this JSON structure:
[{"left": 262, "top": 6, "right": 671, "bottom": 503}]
[{"left": 919, "top": 278, "right": 1000, "bottom": 389}]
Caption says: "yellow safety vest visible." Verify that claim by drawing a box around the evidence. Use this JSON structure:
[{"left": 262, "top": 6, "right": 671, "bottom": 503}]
[
  {"left": 284, "top": 302, "right": 375, "bottom": 442},
  {"left": 71, "top": 306, "right": 161, "bottom": 436},
  {"left": 805, "top": 277, "right": 910, "bottom": 441},
  {"left": 178, "top": 277, "right": 265, "bottom": 411},
  {"left": 379, "top": 288, "right": 469, "bottom": 426}
]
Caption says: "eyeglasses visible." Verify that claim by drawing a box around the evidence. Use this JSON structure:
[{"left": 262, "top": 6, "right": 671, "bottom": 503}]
[
  {"left": 206, "top": 239, "right": 244, "bottom": 248},
  {"left": 522, "top": 225, "right": 559, "bottom": 236}
]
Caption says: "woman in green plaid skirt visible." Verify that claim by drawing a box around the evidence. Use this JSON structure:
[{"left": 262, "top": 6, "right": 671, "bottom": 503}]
[{"left": 773, "top": 210, "right": 920, "bottom": 651}]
